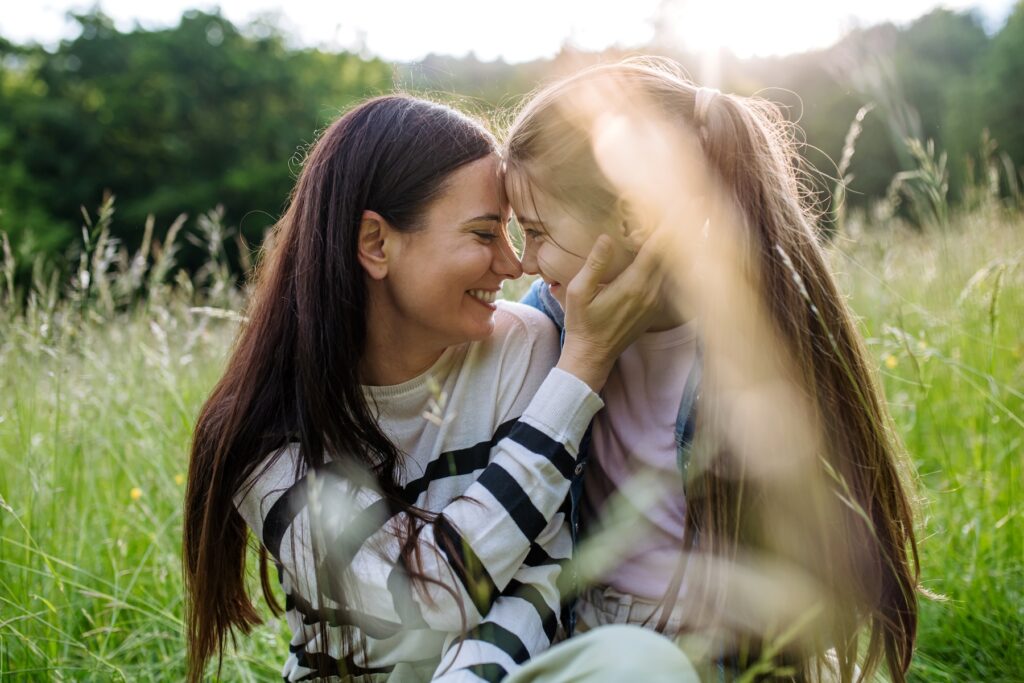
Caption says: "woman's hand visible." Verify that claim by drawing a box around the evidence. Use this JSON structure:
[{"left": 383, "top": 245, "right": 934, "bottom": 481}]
[{"left": 556, "top": 232, "right": 669, "bottom": 392}]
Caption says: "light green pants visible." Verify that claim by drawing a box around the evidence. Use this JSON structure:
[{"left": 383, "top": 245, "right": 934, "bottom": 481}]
[{"left": 503, "top": 624, "right": 700, "bottom": 683}]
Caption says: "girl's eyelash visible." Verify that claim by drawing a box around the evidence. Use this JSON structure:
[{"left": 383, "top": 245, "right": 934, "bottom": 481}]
[{"left": 473, "top": 231, "right": 497, "bottom": 241}]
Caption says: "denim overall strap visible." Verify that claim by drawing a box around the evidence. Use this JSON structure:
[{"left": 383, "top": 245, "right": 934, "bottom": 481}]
[
  {"left": 674, "top": 341, "right": 703, "bottom": 490},
  {"left": 521, "top": 277, "right": 566, "bottom": 344}
]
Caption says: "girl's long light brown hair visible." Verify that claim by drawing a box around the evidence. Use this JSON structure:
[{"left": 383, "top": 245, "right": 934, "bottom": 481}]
[
  {"left": 503, "top": 58, "right": 919, "bottom": 682},
  {"left": 182, "top": 95, "right": 496, "bottom": 682}
]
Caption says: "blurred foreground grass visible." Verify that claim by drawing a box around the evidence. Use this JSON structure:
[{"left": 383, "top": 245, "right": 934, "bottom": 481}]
[{"left": 0, "top": 202, "right": 1021, "bottom": 680}]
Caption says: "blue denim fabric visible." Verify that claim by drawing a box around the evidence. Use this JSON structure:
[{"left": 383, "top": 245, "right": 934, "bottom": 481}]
[{"left": 520, "top": 278, "right": 702, "bottom": 635}]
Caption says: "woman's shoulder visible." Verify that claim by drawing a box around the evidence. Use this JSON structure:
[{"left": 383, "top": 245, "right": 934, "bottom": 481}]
[
  {"left": 233, "top": 444, "right": 304, "bottom": 537},
  {"left": 493, "top": 299, "right": 560, "bottom": 348},
  {"left": 459, "top": 300, "right": 560, "bottom": 382},
  {"left": 451, "top": 300, "right": 561, "bottom": 418}
]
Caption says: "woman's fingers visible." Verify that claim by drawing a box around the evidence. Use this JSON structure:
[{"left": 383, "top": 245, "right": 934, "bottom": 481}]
[
  {"left": 567, "top": 235, "right": 613, "bottom": 302},
  {"left": 599, "top": 226, "right": 672, "bottom": 308},
  {"left": 630, "top": 224, "right": 673, "bottom": 277}
]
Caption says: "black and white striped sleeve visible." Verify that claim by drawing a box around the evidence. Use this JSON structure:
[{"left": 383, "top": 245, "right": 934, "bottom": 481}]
[
  {"left": 245, "top": 367, "right": 600, "bottom": 636},
  {"left": 430, "top": 506, "right": 571, "bottom": 682}
]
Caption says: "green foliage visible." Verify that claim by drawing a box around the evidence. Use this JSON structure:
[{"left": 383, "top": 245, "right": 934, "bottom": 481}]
[
  {"left": 0, "top": 9, "right": 392, "bottom": 271},
  {"left": 832, "top": 213, "right": 1024, "bottom": 683},
  {"left": 977, "top": 2, "right": 1024, "bottom": 190}
]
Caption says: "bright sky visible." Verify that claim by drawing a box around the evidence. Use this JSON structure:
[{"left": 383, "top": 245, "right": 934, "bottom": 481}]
[{"left": 3, "top": 0, "right": 1015, "bottom": 62}]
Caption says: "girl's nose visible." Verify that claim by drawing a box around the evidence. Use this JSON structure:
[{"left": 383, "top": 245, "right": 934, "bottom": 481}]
[{"left": 519, "top": 239, "right": 539, "bottom": 276}]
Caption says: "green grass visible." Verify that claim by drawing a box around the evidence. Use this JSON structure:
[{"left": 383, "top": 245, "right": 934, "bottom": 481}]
[
  {"left": 833, "top": 207, "right": 1023, "bottom": 681},
  {"left": 0, "top": 204, "right": 1021, "bottom": 680}
]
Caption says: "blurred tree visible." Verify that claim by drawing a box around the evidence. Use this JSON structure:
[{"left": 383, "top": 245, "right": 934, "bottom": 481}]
[
  {"left": 976, "top": 1, "right": 1024, "bottom": 191},
  {"left": 821, "top": 11, "right": 990, "bottom": 208},
  {"left": 895, "top": 9, "right": 990, "bottom": 197},
  {"left": 0, "top": 37, "right": 76, "bottom": 261},
  {"left": 1, "top": 9, "right": 391, "bottom": 269}
]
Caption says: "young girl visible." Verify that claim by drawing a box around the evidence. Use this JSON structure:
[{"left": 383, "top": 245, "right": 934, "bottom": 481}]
[
  {"left": 500, "top": 58, "right": 920, "bottom": 682},
  {"left": 182, "top": 95, "right": 663, "bottom": 682}
]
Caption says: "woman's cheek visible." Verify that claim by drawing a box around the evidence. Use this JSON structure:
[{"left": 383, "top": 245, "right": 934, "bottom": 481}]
[{"left": 469, "top": 241, "right": 498, "bottom": 271}]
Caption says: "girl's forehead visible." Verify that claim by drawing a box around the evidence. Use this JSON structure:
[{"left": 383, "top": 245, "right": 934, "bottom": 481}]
[
  {"left": 503, "top": 166, "right": 537, "bottom": 214},
  {"left": 504, "top": 165, "right": 623, "bottom": 253},
  {"left": 504, "top": 168, "right": 565, "bottom": 224}
]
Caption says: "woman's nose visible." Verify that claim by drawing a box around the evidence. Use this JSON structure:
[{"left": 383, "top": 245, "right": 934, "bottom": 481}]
[{"left": 493, "top": 234, "right": 524, "bottom": 279}]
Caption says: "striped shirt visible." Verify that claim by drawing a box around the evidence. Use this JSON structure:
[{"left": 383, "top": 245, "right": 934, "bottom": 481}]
[{"left": 234, "top": 302, "right": 602, "bottom": 682}]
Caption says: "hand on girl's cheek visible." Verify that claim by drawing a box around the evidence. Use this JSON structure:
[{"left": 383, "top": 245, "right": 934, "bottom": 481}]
[
  {"left": 547, "top": 240, "right": 629, "bottom": 308},
  {"left": 602, "top": 238, "right": 635, "bottom": 282}
]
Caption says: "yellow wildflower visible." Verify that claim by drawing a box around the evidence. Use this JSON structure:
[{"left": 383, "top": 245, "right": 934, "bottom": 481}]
[
  {"left": 174, "top": 473, "right": 185, "bottom": 486},
  {"left": 884, "top": 355, "right": 898, "bottom": 369},
  {"left": 130, "top": 487, "right": 143, "bottom": 501}
]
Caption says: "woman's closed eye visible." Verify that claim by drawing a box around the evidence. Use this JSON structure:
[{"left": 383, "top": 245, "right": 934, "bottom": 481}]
[{"left": 472, "top": 229, "right": 498, "bottom": 242}]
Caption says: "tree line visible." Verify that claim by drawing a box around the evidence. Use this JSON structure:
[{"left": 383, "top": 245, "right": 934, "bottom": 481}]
[{"left": 1, "top": 4, "right": 1021, "bottom": 271}]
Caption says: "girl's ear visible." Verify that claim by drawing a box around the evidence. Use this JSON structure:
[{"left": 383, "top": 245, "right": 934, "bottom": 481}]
[
  {"left": 357, "top": 210, "right": 393, "bottom": 280},
  {"left": 615, "top": 198, "right": 650, "bottom": 253}
]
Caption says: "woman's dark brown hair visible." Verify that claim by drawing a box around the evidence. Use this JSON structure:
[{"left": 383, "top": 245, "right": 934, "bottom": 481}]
[
  {"left": 504, "top": 58, "right": 919, "bottom": 682},
  {"left": 182, "top": 95, "right": 496, "bottom": 681}
]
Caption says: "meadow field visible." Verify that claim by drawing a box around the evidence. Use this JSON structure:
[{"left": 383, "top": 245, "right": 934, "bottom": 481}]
[{"left": 0, "top": 195, "right": 1021, "bottom": 680}]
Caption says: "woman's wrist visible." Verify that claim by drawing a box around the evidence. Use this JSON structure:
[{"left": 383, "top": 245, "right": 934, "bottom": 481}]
[{"left": 556, "top": 343, "right": 613, "bottom": 393}]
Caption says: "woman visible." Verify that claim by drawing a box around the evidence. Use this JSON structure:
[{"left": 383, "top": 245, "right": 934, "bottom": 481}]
[{"left": 182, "top": 94, "right": 662, "bottom": 682}]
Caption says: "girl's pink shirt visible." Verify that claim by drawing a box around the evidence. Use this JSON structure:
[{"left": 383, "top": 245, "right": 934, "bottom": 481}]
[{"left": 582, "top": 320, "right": 698, "bottom": 600}]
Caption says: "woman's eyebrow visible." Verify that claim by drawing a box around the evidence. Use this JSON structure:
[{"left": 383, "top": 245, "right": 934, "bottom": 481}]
[{"left": 461, "top": 213, "right": 502, "bottom": 225}]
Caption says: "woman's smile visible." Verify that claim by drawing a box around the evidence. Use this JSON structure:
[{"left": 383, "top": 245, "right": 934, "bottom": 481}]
[{"left": 467, "top": 288, "right": 500, "bottom": 308}]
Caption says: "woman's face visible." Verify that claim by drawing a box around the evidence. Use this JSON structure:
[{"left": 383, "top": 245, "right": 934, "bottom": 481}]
[
  {"left": 383, "top": 154, "right": 522, "bottom": 349},
  {"left": 510, "top": 175, "right": 633, "bottom": 307}
]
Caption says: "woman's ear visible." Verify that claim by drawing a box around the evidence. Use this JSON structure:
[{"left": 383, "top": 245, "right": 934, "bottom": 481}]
[{"left": 357, "top": 210, "right": 392, "bottom": 280}]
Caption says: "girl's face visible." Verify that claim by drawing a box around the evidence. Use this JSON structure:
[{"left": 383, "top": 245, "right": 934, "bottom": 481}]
[
  {"left": 383, "top": 155, "right": 522, "bottom": 349},
  {"left": 510, "top": 176, "right": 633, "bottom": 306}
]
